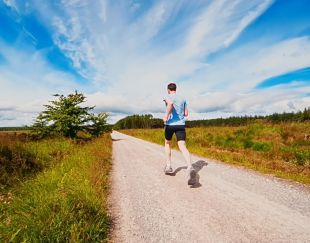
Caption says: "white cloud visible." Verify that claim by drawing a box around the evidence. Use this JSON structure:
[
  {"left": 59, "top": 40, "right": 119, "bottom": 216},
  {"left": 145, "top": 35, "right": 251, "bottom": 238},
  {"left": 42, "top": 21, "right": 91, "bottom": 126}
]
[
  {"left": 198, "top": 36, "right": 310, "bottom": 91},
  {"left": 222, "top": 0, "right": 273, "bottom": 47},
  {"left": 130, "top": 2, "right": 141, "bottom": 13},
  {"left": 184, "top": 0, "right": 273, "bottom": 57},
  {"left": 30, "top": 0, "right": 273, "bottom": 91},
  {"left": 0, "top": 41, "right": 86, "bottom": 126},
  {"left": 1, "top": 0, "right": 310, "bottom": 126},
  {"left": 99, "top": 0, "right": 108, "bottom": 22},
  {"left": 130, "top": 1, "right": 172, "bottom": 42},
  {"left": 2, "top": 0, "right": 18, "bottom": 11}
]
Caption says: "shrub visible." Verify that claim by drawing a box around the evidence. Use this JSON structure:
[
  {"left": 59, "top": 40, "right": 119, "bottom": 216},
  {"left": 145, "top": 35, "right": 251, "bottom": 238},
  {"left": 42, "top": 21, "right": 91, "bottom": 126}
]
[
  {"left": 243, "top": 138, "right": 254, "bottom": 149},
  {"left": 0, "top": 143, "right": 41, "bottom": 190},
  {"left": 252, "top": 142, "right": 272, "bottom": 152},
  {"left": 294, "top": 150, "right": 310, "bottom": 166},
  {"left": 32, "top": 91, "right": 110, "bottom": 139}
]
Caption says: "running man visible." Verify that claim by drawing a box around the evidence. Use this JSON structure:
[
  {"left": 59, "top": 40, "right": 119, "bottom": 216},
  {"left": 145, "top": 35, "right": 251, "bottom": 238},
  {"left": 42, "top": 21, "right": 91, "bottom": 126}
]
[{"left": 163, "top": 83, "right": 196, "bottom": 185}]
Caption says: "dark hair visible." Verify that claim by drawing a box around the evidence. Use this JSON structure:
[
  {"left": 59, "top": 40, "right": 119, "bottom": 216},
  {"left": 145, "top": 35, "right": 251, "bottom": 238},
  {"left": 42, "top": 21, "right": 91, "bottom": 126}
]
[{"left": 167, "top": 83, "right": 177, "bottom": 91}]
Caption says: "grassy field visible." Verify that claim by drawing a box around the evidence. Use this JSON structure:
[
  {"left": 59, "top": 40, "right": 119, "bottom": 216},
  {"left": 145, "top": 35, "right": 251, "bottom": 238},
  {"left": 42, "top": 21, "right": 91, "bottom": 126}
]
[
  {"left": 121, "top": 122, "right": 310, "bottom": 184},
  {"left": 0, "top": 132, "right": 112, "bottom": 242}
]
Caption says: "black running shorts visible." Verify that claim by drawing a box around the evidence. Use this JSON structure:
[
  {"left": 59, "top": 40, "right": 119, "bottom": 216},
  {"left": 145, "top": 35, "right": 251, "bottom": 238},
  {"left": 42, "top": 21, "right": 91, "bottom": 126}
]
[{"left": 165, "top": 125, "right": 186, "bottom": 141}]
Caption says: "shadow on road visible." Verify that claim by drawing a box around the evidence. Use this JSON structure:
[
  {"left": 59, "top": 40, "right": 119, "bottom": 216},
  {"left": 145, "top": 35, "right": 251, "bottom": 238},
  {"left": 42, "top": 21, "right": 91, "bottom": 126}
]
[
  {"left": 168, "top": 160, "right": 208, "bottom": 188},
  {"left": 192, "top": 160, "right": 208, "bottom": 172},
  {"left": 112, "top": 138, "right": 124, "bottom": 142},
  {"left": 170, "top": 166, "right": 187, "bottom": 176},
  {"left": 191, "top": 160, "right": 208, "bottom": 188}
]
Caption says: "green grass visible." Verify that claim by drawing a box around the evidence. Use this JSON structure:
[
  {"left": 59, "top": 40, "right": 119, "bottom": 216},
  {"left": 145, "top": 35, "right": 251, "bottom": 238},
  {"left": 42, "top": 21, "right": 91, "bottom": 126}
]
[
  {"left": 0, "top": 133, "right": 112, "bottom": 242},
  {"left": 0, "top": 135, "right": 76, "bottom": 191},
  {"left": 121, "top": 122, "right": 310, "bottom": 184}
]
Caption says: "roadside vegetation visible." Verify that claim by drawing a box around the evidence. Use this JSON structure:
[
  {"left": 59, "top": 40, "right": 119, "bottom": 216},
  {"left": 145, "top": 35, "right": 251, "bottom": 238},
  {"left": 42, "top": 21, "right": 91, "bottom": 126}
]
[
  {"left": 0, "top": 92, "right": 112, "bottom": 242},
  {"left": 121, "top": 121, "right": 310, "bottom": 184}
]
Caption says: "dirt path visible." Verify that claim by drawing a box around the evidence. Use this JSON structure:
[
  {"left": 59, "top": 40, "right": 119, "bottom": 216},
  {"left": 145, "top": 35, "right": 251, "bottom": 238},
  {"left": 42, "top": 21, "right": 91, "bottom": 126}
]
[{"left": 109, "top": 131, "right": 310, "bottom": 243}]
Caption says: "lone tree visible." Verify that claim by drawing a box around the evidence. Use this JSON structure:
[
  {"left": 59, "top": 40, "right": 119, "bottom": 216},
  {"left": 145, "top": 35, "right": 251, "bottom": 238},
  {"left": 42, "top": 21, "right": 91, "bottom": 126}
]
[{"left": 32, "top": 91, "right": 110, "bottom": 138}]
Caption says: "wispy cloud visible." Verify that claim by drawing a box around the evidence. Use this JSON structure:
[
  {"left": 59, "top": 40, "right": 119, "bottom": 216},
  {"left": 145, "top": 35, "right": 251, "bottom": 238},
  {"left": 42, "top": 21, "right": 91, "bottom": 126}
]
[
  {"left": 2, "top": 0, "right": 18, "bottom": 11},
  {"left": 184, "top": 0, "right": 273, "bottom": 57},
  {"left": 0, "top": 0, "right": 310, "bottom": 125},
  {"left": 0, "top": 40, "right": 86, "bottom": 125}
]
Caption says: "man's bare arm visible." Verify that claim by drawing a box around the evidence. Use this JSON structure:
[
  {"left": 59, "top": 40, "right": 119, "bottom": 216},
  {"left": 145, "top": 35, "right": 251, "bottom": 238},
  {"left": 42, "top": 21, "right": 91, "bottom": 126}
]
[
  {"left": 184, "top": 106, "right": 188, "bottom": 117},
  {"left": 163, "top": 100, "right": 173, "bottom": 124}
]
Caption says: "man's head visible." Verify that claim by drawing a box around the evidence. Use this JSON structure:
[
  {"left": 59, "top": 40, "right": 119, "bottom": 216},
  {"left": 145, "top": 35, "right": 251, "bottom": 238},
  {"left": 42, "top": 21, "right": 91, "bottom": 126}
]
[{"left": 167, "top": 83, "right": 177, "bottom": 94}]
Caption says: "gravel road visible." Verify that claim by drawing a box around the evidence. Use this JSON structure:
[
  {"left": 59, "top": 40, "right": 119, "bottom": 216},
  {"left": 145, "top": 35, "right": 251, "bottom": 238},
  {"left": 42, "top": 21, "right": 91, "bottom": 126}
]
[{"left": 109, "top": 131, "right": 310, "bottom": 243}]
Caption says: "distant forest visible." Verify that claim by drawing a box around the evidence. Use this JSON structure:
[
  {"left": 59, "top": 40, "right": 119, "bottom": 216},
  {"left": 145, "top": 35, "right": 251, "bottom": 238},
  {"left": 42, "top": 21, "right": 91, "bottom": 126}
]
[
  {"left": 1, "top": 107, "right": 309, "bottom": 131},
  {"left": 113, "top": 114, "right": 163, "bottom": 129},
  {"left": 187, "top": 107, "right": 310, "bottom": 127},
  {"left": 0, "top": 126, "right": 30, "bottom": 131},
  {"left": 113, "top": 107, "right": 310, "bottom": 129}
]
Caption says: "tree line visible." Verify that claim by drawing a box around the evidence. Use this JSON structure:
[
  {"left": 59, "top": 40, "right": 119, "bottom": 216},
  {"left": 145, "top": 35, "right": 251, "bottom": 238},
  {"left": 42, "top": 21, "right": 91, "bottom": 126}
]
[
  {"left": 0, "top": 127, "right": 29, "bottom": 131},
  {"left": 113, "top": 114, "right": 163, "bottom": 129},
  {"left": 113, "top": 107, "right": 310, "bottom": 129},
  {"left": 187, "top": 107, "right": 310, "bottom": 127}
]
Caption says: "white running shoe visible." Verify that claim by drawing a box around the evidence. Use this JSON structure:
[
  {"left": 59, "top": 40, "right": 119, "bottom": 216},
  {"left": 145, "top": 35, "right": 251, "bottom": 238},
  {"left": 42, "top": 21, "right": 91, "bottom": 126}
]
[{"left": 164, "top": 165, "right": 173, "bottom": 174}]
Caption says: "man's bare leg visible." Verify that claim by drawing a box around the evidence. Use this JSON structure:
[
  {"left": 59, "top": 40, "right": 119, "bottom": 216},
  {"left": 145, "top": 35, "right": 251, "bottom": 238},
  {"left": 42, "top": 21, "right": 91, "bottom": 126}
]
[
  {"left": 177, "top": 140, "right": 192, "bottom": 170},
  {"left": 178, "top": 140, "right": 196, "bottom": 185},
  {"left": 164, "top": 139, "right": 172, "bottom": 171}
]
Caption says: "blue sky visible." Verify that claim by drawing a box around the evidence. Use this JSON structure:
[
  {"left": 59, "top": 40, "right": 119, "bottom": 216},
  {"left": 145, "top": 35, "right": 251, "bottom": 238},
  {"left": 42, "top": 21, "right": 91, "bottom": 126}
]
[{"left": 0, "top": 0, "right": 310, "bottom": 126}]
